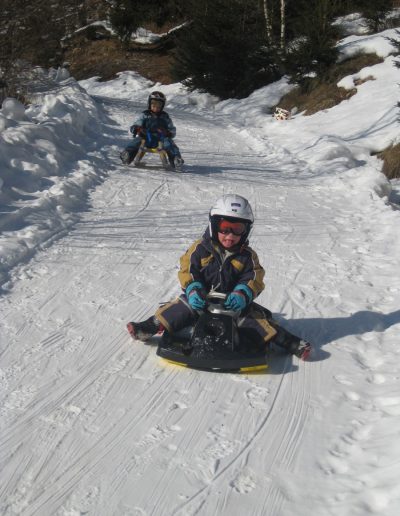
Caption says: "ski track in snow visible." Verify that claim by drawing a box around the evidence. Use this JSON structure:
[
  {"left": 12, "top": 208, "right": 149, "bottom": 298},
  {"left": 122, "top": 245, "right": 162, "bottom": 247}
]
[{"left": 1, "top": 95, "right": 400, "bottom": 515}]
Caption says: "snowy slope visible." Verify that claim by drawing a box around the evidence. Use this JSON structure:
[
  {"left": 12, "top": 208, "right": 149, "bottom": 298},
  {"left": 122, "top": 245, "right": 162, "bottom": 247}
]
[{"left": 1, "top": 28, "right": 400, "bottom": 516}]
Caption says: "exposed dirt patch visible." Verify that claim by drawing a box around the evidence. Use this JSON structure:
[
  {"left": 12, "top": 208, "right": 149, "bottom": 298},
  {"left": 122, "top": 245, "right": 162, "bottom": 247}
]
[{"left": 65, "top": 36, "right": 175, "bottom": 83}]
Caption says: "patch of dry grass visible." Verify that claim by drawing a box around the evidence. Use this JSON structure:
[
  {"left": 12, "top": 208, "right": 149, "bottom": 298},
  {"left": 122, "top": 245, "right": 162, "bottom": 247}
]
[
  {"left": 65, "top": 37, "right": 175, "bottom": 83},
  {"left": 278, "top": 54, "right": 383, "bottom": 116},
  {"left": 63, "top": 16, "right": 180, "bottom": 85},
  {"left": 376, "top": 143, "right": 400, "bottom": 180},
  {"left": 279, "top": 83, "right": 357, "bottom": 115}
]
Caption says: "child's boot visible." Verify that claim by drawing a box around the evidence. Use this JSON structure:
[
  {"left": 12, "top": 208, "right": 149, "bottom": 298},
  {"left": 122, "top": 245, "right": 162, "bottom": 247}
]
[
  {"left": 175, "top": 156, "right": 184, "bottom": 170},
  {"left": 167, "top": 152, "right": 176, "bottom": 168},
  {"left": 127, "top": 316, "right": 163, "bottom": 341},
  {"left": 272, "top": 326, "right": 311, "bottom": 360},
  {"left": 120, "top": 149, "right": 136, "bottom": 165},
  {"left": 288, "top": 339, "right": 312, "bottom": 360}
]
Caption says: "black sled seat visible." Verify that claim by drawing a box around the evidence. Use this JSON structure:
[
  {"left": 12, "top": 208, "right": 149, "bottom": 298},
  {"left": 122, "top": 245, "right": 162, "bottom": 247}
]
[{"left": 156, "top": 293, "right": 268, "bottom": 372}]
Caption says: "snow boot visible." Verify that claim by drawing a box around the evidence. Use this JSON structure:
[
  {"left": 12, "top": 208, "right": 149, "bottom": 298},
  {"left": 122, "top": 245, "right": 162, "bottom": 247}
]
[
  {"left": 167, "top": 153, "right": 175, "bottom": 169},
  {"left": 175, "top": 157, "right": 184, "bottom": 170},
  {"left": 271, "top": 326, "right": 311, "bottom": 360},
  {"left": 120, "top": 149, "right": 136, "bottom": 165},
  {"left": 168, "top": 154, "right": 184, "bottom": 170},
  {"left": 288, "top": 339, "right": 312, "bottom": 360},
  {"left": 127, "top": 316, "right": 163, "bottom": 341}
]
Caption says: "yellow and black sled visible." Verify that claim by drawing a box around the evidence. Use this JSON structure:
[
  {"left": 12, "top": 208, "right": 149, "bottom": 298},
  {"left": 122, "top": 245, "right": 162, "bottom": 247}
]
[{"left": 157, "top": 293, "right": 268, "bottom": 373}]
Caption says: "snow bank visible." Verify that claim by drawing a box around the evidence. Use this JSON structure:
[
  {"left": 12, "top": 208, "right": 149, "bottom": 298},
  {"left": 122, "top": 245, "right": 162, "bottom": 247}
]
[
  {"left": 0, "top": 77, "right": 110, "bottom": 286},
  {"left": 338, "top": 28, "right": 399, "bottom": 61},
  {"left": 79, "top": 71, "right": 154, "bottom": 100}
]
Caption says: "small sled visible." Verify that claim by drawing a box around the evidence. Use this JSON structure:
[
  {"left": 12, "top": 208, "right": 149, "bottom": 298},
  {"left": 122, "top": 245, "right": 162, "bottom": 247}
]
[
  {"left": 156, "top": 293, "right": 268, "bottom": 373},
  {"left": 134, "top": 139, "right": 170, "bottom": 169},
  {"left": 133, "top": 131, "right": 183, "bottom": 172}
]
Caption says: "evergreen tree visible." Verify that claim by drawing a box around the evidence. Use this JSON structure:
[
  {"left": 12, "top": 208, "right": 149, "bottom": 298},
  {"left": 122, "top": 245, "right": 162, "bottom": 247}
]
[
  {"left": 355, "top": 0, "right": 393, "bottom": 33},
  {"left": 387, "top": 29, "right": 400, "bottom": 68},
  {"left": 284, "top": 0, "right": 339, "bottom": 86},
  {"left": 109, "top": 0, "right": 144, "bottom": 44},
  {"left": 174, "top": 0, "right": 280, "bottom": 99},
  {"left": 109, "top": 0, "right": 188, "bottom": 44},
  {"left": 142, "top": 0, "right": 187, "bottom": 27}
]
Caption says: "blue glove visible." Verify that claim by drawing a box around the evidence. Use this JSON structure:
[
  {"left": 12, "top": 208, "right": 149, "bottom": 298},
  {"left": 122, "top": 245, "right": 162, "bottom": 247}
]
[
  {"left": 186, "top": 281, "right": 207, "bottom": 311},
  {"left": 224, "top": 284, "right": 253, "bottom": 312}
]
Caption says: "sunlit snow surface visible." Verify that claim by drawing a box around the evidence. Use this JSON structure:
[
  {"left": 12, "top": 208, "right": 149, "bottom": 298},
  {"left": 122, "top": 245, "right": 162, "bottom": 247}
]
[{"left": 1, "top": 25, "right": 400, "bottom": 516}]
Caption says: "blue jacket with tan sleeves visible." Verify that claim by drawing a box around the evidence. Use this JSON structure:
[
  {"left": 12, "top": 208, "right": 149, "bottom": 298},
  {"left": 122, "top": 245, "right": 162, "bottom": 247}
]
[{"left": 178, "top": 227, "right": 265, "bottom": 299}]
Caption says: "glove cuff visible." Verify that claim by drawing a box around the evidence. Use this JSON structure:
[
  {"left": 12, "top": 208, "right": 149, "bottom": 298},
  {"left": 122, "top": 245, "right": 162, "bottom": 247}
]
[
  {"left": 233, "top": 284, "right": 253, "bottom": 305},
  {"left": 185, "top": 281, "right": 204, "bottom": 296}
]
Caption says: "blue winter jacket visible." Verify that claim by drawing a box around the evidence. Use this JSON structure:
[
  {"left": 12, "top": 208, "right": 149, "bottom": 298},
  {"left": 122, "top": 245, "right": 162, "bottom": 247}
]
[
  {"left": 130, "top": 110, "right": 176, "bottom": 138},
  {"left": 178, "top": 227, "right": 265, "bottom": 299}
]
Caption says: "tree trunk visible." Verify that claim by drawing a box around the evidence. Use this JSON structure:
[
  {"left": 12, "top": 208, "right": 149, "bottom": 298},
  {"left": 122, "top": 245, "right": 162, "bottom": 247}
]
[
  {"left": 263, "top": 0, "right": 273, "bottom": 44},
  {"left": 280, "top": 0, "right": 285, "bottom": 51}
]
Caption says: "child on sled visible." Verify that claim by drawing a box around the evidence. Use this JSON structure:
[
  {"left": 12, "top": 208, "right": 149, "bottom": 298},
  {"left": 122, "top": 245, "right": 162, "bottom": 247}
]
[
  {"left": 127, "top": 194, "right": 311, "bottom": 360},
  {"left": 120, "top": 91, "right": 183, "bottom": 169}
]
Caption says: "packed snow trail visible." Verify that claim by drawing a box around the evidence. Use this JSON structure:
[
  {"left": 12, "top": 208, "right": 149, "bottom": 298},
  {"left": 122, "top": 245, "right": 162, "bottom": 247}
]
[{"left": 1, "top": 91, "right": 400, "bottom": 516}]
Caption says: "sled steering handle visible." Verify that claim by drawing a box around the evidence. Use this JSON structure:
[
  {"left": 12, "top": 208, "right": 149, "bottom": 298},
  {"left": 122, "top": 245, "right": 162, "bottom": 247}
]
[
  {"left": 206, "top": 292, "right": 226, "bottom": 302},
  {"left": 206, "top": 292, "right": 239, "bottom": 318}
]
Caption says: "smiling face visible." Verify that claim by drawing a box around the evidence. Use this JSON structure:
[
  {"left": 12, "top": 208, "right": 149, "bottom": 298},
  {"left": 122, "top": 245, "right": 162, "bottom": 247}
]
[
  {"left": 216, "top": 219, "right": 247, "bottom": 249},
  {"left": 150, "top": 100, "right": 163, "bottom": 113},
  {"left": 217, "top": 231, "right": 241, "bottom": 249}
]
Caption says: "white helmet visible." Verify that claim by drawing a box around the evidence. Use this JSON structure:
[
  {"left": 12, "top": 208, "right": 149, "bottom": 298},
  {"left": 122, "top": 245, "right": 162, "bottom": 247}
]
[{"left": 209, "top": 194, "right": 254, "bottom": 242}]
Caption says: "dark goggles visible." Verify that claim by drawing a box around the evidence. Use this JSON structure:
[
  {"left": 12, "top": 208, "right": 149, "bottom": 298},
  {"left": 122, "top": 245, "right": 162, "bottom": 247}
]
[{"left": 217, "top": 219, "right": 247, "bottom": 236}]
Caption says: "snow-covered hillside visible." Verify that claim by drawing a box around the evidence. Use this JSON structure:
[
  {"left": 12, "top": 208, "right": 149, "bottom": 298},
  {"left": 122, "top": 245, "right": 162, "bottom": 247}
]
[{"left": 1, "top": 26, "right": 400, "bottom": 516}]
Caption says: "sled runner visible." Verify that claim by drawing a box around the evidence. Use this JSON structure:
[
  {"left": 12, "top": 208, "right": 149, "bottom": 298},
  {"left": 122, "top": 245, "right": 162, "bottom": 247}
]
[{"left": 156, "top": 293, "right": 268, "bottom": 372}]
